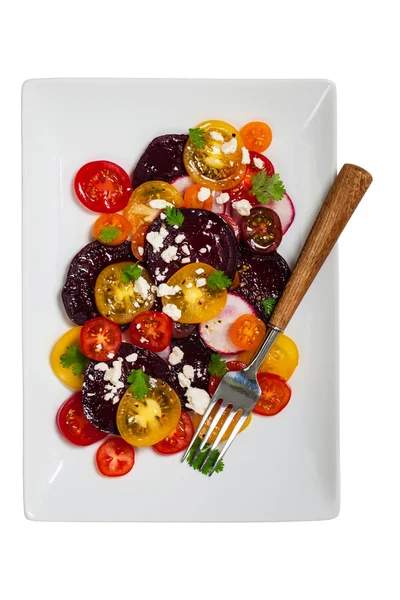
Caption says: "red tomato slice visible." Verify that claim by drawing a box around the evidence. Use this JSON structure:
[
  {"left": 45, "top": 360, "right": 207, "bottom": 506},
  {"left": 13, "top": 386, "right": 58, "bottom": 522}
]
[
  {"left": 208, "top": 361, "right": 247, "bottom": 395},
  {"left": 96, "top": 437, "right": 135, "bottom": 477},
  {"left": 229, "top": 151, "right": 275, "bottom": 203},
  {"left": 74, "top": 160, "right": 132, "bottom": 213},
  {"left": 254, "top": 373, "right": 291, "bottom": 416},
  {"left": 56, "top": 392, "right": 107, "bottom": 446},
  {"left": 80, "top": 317, "right": 122, "bottom": 361},
  {"left": 152, "top": 412, "right": 194, "bottom": 455},
  {"left": 128, "top": 311, "right": 172, "bottom": 352}
]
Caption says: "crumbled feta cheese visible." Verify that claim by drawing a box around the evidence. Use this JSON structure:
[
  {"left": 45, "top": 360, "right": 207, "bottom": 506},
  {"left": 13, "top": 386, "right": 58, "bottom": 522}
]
[
  {"left": 156, "top": 274, "right": 166, "bottom": 281},
  {"left": 107, "top": 352, "right": 115, "bottom": 359},
  {"left": 197, "top": 187, "right": 211, "bottom": 202},
  {"left": 157, "top": 283, "right": 181, "bottom": 297},
  {"left": 178, "top": 372, "right": 191, "bottom": 388},
  {"left": 140, "top": 336, "right": 147, "bottom": 344},
  {"left": 87, "top": 393, "right": 95, "bottom": 397},
  {"left": 149, "top": 200, "right": 173, "bottom": 209},
  {"left": 88, "top": 374, "right": 94, "bottom": 381},
  {"left": 168, "top": 346, "right": 184, "bottom": 366},
  {"left": 221, "top": 137, "right": 237, "bottom": 154},
  {"left": 125, "top": 353, "right": 138, "bottom": 363},
  {"left": 196, "top": 278, "right": 207, "bottom": 287},
  {"left": 241, "top": 147, "right": 251, "bottom": 164},
  {"left": 161, "top": 246, "right": 178, "bottom": 263},
  {"left": 159, "top": 227, "right": 169, "bottom": 239},
  {"left": 134, "top": 301, "right": 140, "bottom": 308},
  {"left": 94, "top": 362, "right": 108, "bottom": 372},
  {"left": 160, "top": 213, "right": 166, "bottom": 220},
  {"left": 232, "top": 199, "right": 252, "bottom": 216},
  {"left": 206, "top": 244, "right": 211, "bottom": 251},
  {"left": 181, "top": 258, "right": 190, "bottom": 264},
  {"left": 181, "top": 244, "right": 190, "bottom": 256},
  {"left": 103, "top": 358, "right": 123, "bottom": 386},
  {"left": 146, "top": 231, "right": 164, "bottom": 252},
  {"left": 175, "top": 234, "right": 185, "bottom": 244},
  {"left": 199, "top": 247, "right": 207, "bottom": 254},
  {"left": 210, "top": 130, "right": 224, "bottom": 141},
  {"left": 95, "top": 343, "right": 102, "bottom": 349},
  {"left": 195, "top": 268, "right": 204, "bottom": 274},
  {"left": 138, "top": 246, "right": 144, "bottom": 256},
  {"left": 185, "top": 387, "right": 211, "bottom": 415},
  {"left": 112, "top": 396, "right": 120, "bottom": 405},
  {"left": 216, "top": 192, "right": 230, "bottom": 205},
  {"left": 136, "top": 324, "right": 141, "bottom": 329},
  {"left": 104, "top": 391, "right": 115, "bottom": 401},
  {"left": 163, "top": 303, "right": 182, "bottom": 321},
  {"left": 186, "top": 282, "right": 193, "bottom": 288},
  {"left": 183, "top": 365, "right": 195, "bottom": 380},
  {"left": 134, "top": 276, "right": 150, "bottom": 299},
  {"left": 253, "top": 157, "right": 264, "bottom": 169}
]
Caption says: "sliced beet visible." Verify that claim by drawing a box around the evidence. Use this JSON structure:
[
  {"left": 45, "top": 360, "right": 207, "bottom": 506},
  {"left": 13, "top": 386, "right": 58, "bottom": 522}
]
[
  {"left": 233, "top": 245, "right": 291, "bottom": 324},
  {"left": 62, "top": 241, "right": 134, "bottom": 325},
  {"left": 132, "top": 134, "right": 188, "bottom": 189},
  {"left": 145, "top": 209, "right": 238, "bottom": 282},
  {"left": 82, "top": 342, "right": 176, "bottom": 434},
  {"left": 171, "top": 321, "right": 196, "bottom": 339},
  {"left": 168, "top": 330, "right": 213, "bottom": 410}
]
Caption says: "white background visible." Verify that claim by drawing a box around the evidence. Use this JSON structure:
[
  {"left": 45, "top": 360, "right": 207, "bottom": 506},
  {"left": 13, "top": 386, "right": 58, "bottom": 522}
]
[{"left": 1, "top": 0, "right": 399, "bottom": 598}]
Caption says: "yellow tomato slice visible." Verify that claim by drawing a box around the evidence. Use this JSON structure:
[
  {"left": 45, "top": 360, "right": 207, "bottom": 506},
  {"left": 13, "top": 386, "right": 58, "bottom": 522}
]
[
  {"left": 161, "top": 263, "right": 227, "bottom": 324},
  {"left": 239, "top": 333, "right": 299, "bottom": 381},
  {"left": 191, "top": 407, "right": 252, "bottom": 443},
  {"left": 50, "top": 326, "right": 85, "bottom": 390},
  {"left": 184, "top": 120, "right": 246, "bottom": 191},
  {"left": 124, "top": 180, "right": 183, "bottom": 232},
  {"left": 116, "top": 378, "right": 181, "bottom": 446}
]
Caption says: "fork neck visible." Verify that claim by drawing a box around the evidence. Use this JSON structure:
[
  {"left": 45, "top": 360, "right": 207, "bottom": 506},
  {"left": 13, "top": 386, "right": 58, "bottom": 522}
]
[{"left": 242, "top": 326, "right": 282, "bottom": 380}]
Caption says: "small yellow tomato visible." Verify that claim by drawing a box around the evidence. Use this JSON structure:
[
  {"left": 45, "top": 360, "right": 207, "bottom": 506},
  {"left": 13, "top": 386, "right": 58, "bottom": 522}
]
[
  {"left": 239, "top": 333, "right": 299, "bottom": 381},
  {"left": 124, "top": 180, "right": 183, "bottom": 232},
  {"left": 50, "top": 326, "right": 85, "bottom": 390}
]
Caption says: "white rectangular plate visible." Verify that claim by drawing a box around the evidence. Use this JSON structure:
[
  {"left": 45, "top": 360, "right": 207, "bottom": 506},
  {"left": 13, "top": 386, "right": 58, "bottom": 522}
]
[{"left": 23, "top": 79, "right": 338, "bottom": 521}]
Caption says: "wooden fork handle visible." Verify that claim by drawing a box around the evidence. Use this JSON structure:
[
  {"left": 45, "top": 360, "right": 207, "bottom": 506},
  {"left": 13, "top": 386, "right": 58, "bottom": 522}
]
[{"left": 269, "top": 164, "right": 373, "bottom": 332}]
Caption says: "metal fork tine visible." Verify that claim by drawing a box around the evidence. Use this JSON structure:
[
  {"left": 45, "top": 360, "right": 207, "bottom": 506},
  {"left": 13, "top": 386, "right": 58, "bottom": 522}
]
[
  {"left": 208, "top": 411, "right": 251, "bottom": 477},
  {"left": 198, "top": 408, "right": 239, "bottom": 472},
  {"left": 187, "top": 400, "right": 228, "bottom": 466}
]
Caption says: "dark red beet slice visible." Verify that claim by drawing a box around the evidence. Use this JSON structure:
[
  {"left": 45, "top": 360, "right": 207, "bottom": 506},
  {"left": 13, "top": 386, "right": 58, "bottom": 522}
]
[
  {"left": 145, "top": 209, "right": 238, "bottom": 282},
  {"left": 168, "top": 331, "right": 212, "bottom": 410},
  {"left": 82, "top": 342, "right": 176, "bottom": 434},
  {"left": 233, "top": 245, "right": 291, "bottom": 324},
  {"left": 132, "top": 134, "right": 188, "bottom": 189},
  {"left": 62, "top": 241, "right": 134, "bottom": 325}
]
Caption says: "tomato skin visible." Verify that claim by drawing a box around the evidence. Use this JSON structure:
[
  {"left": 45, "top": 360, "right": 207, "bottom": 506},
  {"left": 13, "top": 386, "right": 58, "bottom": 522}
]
[
  {"left": 184, "top": 184, "right": 213, "bottom": 210},
  {"left": 56, "top": 392, "right": 107, "bottom": 446},
  {"left": 51, "top": 326, "right": 85, "bottom": 390},
  {"left": 240, "top": 122, "right": 273, "bottom": 153},
  {"left": 208, "top": 360, "right": 247, "bottom": 395},
  {"left": 96, "top": 437, "right": 135, "bottom": 477},
  {"left": 93, "top": 213, "right": 132, "bottom": 246},
  {"left": 229, "top": 152, "right": 275, "bottom": 203},
  {"left": 128, "top": 312, "right": 172, "bottom": 352},
  {"left": 221, "top": 214, "right": 240, "bottom": 241},
  {"left": 254, "top": 373, "right": 291, "bottom": 416},
  {"left": 124, "top": 180, "right": 183, "bottom": 232},
  {"left": 239, "top": 333, "right": 299, "bottom": 381},
  {"left": 80, "top": 317, "right": 122, "bottom": 361},
  {"left": 74, "top": 161, "right": 132, "bottom": 213},
  {"left": 131, "top": 223, "right": 148, "bottom": 261},
  {"left": 241, "top": 206, "right": 282, "bottom": 254},
  {"left": 229, "top": 314, "right": 266, "bottom": 351},
  {"left": 152, "top": 412, "right": 194, "bottom": 455}
]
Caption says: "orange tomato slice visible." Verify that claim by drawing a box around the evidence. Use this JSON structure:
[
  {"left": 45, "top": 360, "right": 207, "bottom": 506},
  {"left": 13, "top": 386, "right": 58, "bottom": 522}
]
[
  {"left": 240, "top": 121, "right": 272, "bottom": 152},
  {"left": 93, "top": 213, "right": 132, "bottom": 246},
  {"left": 184, "top": 184, "right": 213, "bottom": 210},
  {"left": 191, "top": 405, "right": 252, "bottom": 443},
  {"left": 131, "top": 223, "right": 148, "bottom": 261},
  {"left": 229, "top": 314, "right": 266, "bottom": 351}
]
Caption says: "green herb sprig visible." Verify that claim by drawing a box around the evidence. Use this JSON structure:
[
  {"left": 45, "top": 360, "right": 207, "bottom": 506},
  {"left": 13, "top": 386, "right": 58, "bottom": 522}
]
[
  {"left": 207, "top": 270, "right": 232, "bottom": 291},
  {"left": 120, "top": 264, "right": 143, "bottom": 284},
  {"left": 208, "top": 353, "right": 228, "bottom": 377},
  {"left": 186, "top": 438, "right": 224, "bottom": 475},
  {"left": 60, "top": 345, "right": 89, "bottom": 376},
  {"left": 251, "top": 171, "right": 286, "bottom": 204},
  {"left": 189, "top": 127, "right": 207, "bottom": 149},
  {"left": 127, "top": 369, "right": 150, "bottom": 400}
]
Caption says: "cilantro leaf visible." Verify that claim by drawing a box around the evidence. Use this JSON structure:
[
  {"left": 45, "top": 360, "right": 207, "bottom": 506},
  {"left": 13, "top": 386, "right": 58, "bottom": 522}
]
[
  {"left": 208, "top": 353, "right": 228, "bottom": 377},
  {"left": 207, "top": 270, "right": 232, "bottom": 291},
  {"left": 189, "top": 127, "right": 207, "bottom": 149},
  {"left": 60, "top": 344, "right": 89, "bottom": 376},
  {"left": 164, "top": 206, "right": 184, "bottom": 227},
  {"left": 120, "top": 264, "right": 142, "bottom": 284},
  {"left": 98, "top": 225, "right": 121, "bottom": 243},
  {"left": 251, "top": 171, "right": 286, "bottom": 204},
  {"left": 127, "top": 369, "right": 150, "bottom": 400},
  {"left": 261, "top": 297, "right": 277, "bottom": 316},
  {"left": 187, "top": 438, "right": 224, "bottom": 475}
]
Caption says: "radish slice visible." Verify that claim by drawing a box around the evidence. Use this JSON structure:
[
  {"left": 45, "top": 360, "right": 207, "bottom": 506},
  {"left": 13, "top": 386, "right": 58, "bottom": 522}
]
[
  {"left": 171, "top": 175, "right": 193, "bottom": 195},
  {"left": 268, "top": 193, "right": 295, "bottom": 234},
  {"left": 211, "top": 192, "right": 228, "bottom": 215},
  {"left": 199, "top": 294, "right": 256, "bottom": 355},
  {"left": 155, "top": 345, "right": 171, "bottom": 364}
]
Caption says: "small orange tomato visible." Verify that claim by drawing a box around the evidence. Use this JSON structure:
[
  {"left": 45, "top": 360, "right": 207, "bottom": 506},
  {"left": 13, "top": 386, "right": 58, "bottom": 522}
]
[
  {"left": 184, "top": 184, "right": 213, "bottom": 210},
  {"left": 229, "top": 314, "right": 266, "bottom": 351},
  {"left": 240, "top": 121, "right": 273, "bottom": 153},
  {"left": 191, "top": 405, "right": 252, "bottom": 443},
  {"left": 93, "top": 213, "right": 132, "bottom": 246},
  {"left": 131, "top": 223, "right": 148, "bottom": 261}
]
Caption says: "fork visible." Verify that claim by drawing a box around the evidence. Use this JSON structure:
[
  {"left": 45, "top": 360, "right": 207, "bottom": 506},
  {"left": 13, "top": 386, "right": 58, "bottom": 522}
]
[{"left": 182, "top": 163, "right": 373, "bottom": 475}]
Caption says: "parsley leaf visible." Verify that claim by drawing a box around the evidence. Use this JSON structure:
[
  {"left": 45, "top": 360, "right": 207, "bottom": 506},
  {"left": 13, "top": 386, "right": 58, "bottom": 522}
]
[
  {"left": 60, "top": 344, "right": 89, "bottom": 376},
  {"left": 261, "top": 297, "right": 277, "bottom": 316},
  {"left": 98, "top": 225, "right": 121, "bottom": 243},
  {"left": 208, "top": 353, "right": 228, "bottom": 377},
  {"left": 164, "top": 206, "right": 185, "bottom": 227},
  {"left": 251, "top": 171, "right": 286, "bottom": 204},
  {"left": 120, "top": 264, "right": 142, "bottom": 284},
  {"left": 189, "top": 127, "right": 207, "bottom": 149},
  {"left": 207, "top": 270, "right": 232, "bottom": 291},
  {"left": 127, "top": 369, "right": 150, "bottom": 400},
  {"left": 187, "top": 438, "right": 224, "bottom": 475}
]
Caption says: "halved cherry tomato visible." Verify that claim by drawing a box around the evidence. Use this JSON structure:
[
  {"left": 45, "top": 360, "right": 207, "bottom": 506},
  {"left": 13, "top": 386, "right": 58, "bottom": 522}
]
[
  {"left": 241, "top": 206, "right": 282, "bottom": 253},
  {"left": 240, "top": 121, "right": 273, "bottom": 153},
  {"left": 152, "top": 412, "right": 194, "bottom": 455},
  {"left": 96, "top": 437, "right": 135, "bottom": 477},
  {"left": 229, "top": 151, "right": 275, "bottom": 203},
  {"left": 192, "top": 404, "right": 252, "bottom": 443},
  {"left": 128, "top": 311, "right": 172, "bottom": 352},
  {"left": 74, "top": 160, "right": 132, "bottom": 213},
  {"left": 162, "top": 263, "right": 228, "bottom": 324},
  {"left": 56, "top": 392, "right": 107, "bottom": 446},
  {"left": 124, "top": 181, "right": 183, "bottom": 232},
  {"left": 183, "top": 184, "right": 213, "bottom": 210},
  {"left": 229, "top": 270, "right": 240, "bottom": 290},
  {"left": 93, "top": 213, "right": 132, "bottom": 246},
  {"left": 254, "top": 373, "right": 291, "bottom": 416},
  {"left": 51, "top": 326, "right": 85, "bottom": 390},
  {"left": 131, "top": 223, "right": 148, "bottom": 261},
  {"left": 80, "top": 317, "right": 122, "bottom": 361},
  {"left": 229, "top": 314, "right": 266, "bottom": 350},
  {"left": 239, "top": 333, "right": 299, "bottom": 381},
  {"left": 221, "top": 214, "right": 240, "bottom": 241},
  {"left": 117, "top": 377, "right": 181, "bottom": 446},
  {"left": 208, "top": 360, "right": 247, "bottom": 395}
]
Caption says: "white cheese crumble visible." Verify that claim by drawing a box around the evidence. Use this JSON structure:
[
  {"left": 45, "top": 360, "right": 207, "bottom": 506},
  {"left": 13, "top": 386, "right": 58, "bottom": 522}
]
[
  {"left": 125, "top": 353, "right": 138, "bottom": 363},
  {"left": 181, "top": 257, "right": 190, "bottom": 264},
  {"left": 182, "top": 365, "right": 195, "bottom": 380},
  {"left": 181, "top": 244, "right": 190, "bottom": 256},
  {"left": 138, "top": 246, "right": 144, "bottom": 256},
  {"left": 95, "top": 358, "right": 125, "bottom": 403},
  {"left": 210, "top": 130, "right": 224, "bottom": 141},
  {"left": 134, "top": 276, "right": 150, "bottom": 299},
  {"left": 95, "top": 343, "right": 102, "bottom": 349},
  {"left": 221, "top": 137, "right": 237, "bottom": 154},
  {"left": 253, "top": 156, "right": 264, "bottom": 169},
  {"left": 232, "top": 199, "right": 252, "bottom": 216},
  {"left": 107, "top": 352, "right": 115, "bottom": 359},
  {"left": 199, "top": 247, "right": 207, "bottom": 254},
  {"left": 185, "top": 387, "right": 211, "bottom": 415},
  {"left": 159, "top": 227, "right": 169, "bottom": 239},
  {"left": 168, "top": 346, "right": 184, "bottom": 366},
  {"left": 195, "top": 268, "right": 204, "bottom": 274},
  {"left": 157, "top": 283, "right": 181, "bottom": 297},
  {"left": 163, "top": 303, "right": 182, "bottom": 321},
  {"left": 146, "top": 231, "right": 164, "bottom": 252},
  {"left": 94, "top": 363, "right": 108, "bottom": 372},
  {"left": 136, "top": 324, "right": 141, "bottom": 329},
  {"left": 216, "top": 192, "right": 230, "bottom": 204},
  {"left": 149, "top": 199, "right": 173, "bottom": 209},
  {"left": 196, "top": 278, "right": 207, "bottom": 287},
  {"left": 197, "top": 187, "right": 211, "bottom": 202},
  {"left": 140, "top": 336, "right": 147, "bottom": 344},
  {"left": 178, "top": 372, "right": 191, "bottom": 388},
  {"left": 161, "top": 246, "right": 178, "bottom": 263},
  {"left": 88, "top": 374, "right": 94, "bottom": 381},
  {"left": 160, "top": 213, "right": 166, "bottom": 220},
  {"left": 241, "top": 147, "right": 251, "bottom": 164},
  {"left": 156, "top": 274, "right": 166, "bottom": 281},
  {"left": 175, "top": 234, "right": 185, "bottom": 244}
]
